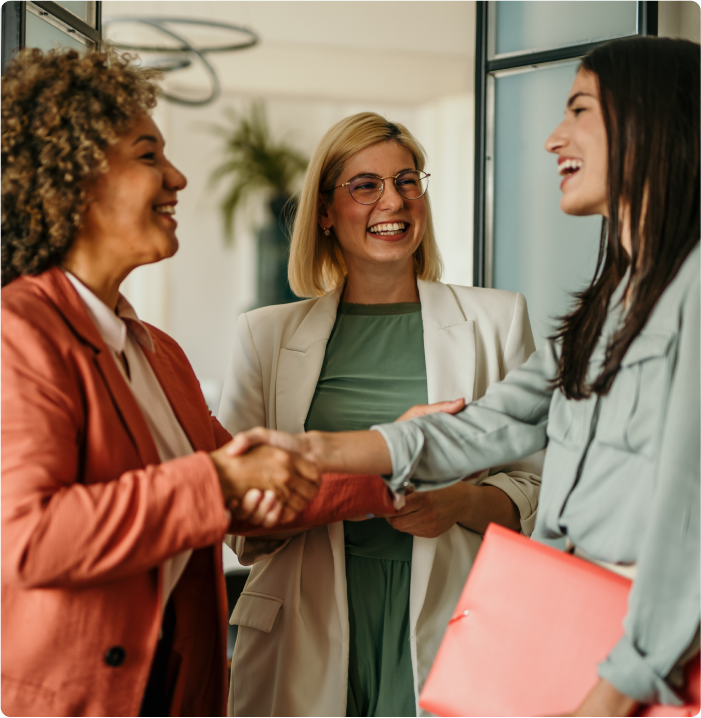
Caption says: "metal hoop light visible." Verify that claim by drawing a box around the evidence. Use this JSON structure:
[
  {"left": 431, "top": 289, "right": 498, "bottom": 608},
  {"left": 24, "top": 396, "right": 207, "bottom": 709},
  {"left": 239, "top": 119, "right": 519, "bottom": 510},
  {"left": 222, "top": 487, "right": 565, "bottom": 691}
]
[{"left": 102, "top": 17, "right": 259, "bottom": 106}]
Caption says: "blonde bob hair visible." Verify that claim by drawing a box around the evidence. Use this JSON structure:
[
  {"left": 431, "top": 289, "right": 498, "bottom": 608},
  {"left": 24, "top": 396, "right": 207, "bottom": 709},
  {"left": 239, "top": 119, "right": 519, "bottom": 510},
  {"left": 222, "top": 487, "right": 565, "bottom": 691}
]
[{"left": 288, "top": 112, "right": 443, "bottom": 297}]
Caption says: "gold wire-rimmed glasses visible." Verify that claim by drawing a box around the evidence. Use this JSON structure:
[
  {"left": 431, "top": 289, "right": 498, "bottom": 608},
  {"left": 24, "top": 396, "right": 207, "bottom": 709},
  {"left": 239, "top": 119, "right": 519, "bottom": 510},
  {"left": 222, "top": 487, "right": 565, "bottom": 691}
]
[{"left": 333, "top": 170, "right": 430, "bottom": 205}]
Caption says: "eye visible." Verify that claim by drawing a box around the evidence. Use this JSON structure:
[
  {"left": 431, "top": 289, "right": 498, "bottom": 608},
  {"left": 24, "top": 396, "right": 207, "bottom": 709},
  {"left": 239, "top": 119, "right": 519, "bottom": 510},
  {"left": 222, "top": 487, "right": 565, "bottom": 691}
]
[
  {"left": 140, "top": 152, "right": 157, "bottom": 162},
  {"left": 572, "top": 107, "right": 586, "bottom": 116}
]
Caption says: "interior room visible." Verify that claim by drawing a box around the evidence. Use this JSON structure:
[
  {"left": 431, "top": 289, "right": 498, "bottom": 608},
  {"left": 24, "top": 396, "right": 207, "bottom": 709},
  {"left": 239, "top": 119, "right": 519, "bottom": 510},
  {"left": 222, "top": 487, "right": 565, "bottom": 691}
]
[{"left": 2, "top": 0, "right": 699, "bottom": 701}]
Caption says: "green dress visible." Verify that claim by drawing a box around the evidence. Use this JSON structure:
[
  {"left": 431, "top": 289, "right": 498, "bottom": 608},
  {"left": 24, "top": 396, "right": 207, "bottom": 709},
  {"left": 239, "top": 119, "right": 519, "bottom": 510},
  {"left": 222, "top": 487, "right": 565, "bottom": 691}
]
[{"left": 304, "top": 302, "right": 428, "bottom": 717}]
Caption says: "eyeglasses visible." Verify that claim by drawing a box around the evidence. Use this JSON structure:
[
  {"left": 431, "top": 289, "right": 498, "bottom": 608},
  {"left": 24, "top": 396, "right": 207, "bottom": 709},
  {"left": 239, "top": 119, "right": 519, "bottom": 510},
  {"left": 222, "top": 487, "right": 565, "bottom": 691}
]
[{"left": 333, "top": 170, "right": 430, "bottom": 205}]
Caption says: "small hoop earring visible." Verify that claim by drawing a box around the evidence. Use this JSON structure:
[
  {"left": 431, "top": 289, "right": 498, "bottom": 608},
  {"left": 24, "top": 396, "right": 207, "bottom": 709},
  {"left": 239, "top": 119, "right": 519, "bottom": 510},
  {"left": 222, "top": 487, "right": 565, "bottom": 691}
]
[{"left": 323, "top": 228, "right": 331, "bottom": 236}]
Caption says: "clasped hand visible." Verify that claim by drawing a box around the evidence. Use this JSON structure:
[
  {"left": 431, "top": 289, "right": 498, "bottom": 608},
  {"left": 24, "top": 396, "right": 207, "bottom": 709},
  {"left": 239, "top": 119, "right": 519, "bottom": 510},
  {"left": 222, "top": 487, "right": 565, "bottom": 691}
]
[{"left": 210, "top": 441, "right": 320, "bottom": 529}]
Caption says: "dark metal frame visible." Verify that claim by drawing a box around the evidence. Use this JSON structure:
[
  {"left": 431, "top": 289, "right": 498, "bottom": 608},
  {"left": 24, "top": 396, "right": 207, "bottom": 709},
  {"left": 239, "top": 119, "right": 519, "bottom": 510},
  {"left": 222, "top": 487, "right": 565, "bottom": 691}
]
[
  {"left": 472, "top": 1, "right": 658, "bottom": 287},
  {"left": 2, "top": 1, "right": 101, "bottom": 75}
]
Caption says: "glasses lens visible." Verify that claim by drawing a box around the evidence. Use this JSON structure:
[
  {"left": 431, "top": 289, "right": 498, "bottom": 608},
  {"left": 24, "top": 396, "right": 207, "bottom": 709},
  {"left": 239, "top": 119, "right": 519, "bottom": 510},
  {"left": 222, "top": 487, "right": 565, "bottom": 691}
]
[
  {"left": 349, "top": 176, "right": 383, "bottom": 204},
  {"left": 395, "top": 170, "right": 428, "bottom": 199}
]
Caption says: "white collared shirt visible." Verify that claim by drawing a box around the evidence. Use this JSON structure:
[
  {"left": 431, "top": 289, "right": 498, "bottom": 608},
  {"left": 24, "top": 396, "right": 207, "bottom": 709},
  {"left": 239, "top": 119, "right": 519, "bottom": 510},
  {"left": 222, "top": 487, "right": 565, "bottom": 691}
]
[{"left": 65, "top": 272, "right": 193, "bottom": 615}]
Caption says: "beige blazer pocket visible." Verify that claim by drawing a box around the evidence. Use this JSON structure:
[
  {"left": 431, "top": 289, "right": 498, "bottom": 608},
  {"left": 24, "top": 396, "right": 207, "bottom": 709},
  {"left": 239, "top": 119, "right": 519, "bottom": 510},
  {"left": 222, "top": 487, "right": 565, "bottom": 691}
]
[{"left": 230, "top": 591, "right": 283, "bottom": 632}]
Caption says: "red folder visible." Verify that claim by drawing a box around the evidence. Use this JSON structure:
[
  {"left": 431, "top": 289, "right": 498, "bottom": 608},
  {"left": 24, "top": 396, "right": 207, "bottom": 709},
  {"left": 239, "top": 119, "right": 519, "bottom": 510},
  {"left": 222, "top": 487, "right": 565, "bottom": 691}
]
[{"left": 419, "top": 524, "right": 699, "bottom": 717}]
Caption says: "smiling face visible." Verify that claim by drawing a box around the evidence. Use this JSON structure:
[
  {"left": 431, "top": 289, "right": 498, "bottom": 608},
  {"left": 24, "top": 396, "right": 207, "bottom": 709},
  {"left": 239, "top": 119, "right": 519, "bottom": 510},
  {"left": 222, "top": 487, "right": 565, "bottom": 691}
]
[
  {"left": 78, "top": 114, "right": 187, "bottom": 273},
  {"left": 320, "top": 140, "right": 427, "bottom": 276},
  {"left": 545, "top": 69, "right": 609, "bottom": 217}
]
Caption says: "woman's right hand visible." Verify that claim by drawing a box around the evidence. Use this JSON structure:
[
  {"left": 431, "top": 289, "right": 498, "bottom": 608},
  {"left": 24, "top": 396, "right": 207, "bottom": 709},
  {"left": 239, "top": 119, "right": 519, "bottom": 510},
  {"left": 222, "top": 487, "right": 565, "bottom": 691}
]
[
  {"left": 210, "top": 443, "right": 321, "bottom": 521},
  {"left": 395, "top": 398, "right": 465, "bottom": 422}
]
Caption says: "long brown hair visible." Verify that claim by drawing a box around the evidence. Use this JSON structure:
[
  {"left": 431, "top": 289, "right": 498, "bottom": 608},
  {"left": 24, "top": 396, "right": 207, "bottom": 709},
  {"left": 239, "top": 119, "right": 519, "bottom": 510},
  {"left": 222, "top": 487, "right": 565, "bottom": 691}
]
[{"left": 553, "top": 37, "right": 699, "bottom": 399}]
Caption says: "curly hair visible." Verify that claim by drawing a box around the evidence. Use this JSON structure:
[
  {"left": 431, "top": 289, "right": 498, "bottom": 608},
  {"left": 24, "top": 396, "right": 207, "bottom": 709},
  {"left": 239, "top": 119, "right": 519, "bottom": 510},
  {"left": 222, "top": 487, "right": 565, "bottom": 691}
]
[{"left": 1, "top": 48, "right": 161, "bottom": 286}]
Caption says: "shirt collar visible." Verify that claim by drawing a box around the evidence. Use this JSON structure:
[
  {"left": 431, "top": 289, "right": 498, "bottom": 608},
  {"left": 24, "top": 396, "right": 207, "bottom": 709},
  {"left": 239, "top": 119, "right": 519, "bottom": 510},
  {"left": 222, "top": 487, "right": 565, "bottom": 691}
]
[{"left": 64, "top": 272, "right": 154, "bottom": 353}]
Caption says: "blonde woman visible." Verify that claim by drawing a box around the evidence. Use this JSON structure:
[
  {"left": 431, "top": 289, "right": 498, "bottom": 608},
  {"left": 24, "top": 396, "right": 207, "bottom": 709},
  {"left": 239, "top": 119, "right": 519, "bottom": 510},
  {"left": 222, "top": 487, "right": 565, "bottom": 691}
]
[{"left": 219, "top": 113, "right": 542, "bottom": 717}]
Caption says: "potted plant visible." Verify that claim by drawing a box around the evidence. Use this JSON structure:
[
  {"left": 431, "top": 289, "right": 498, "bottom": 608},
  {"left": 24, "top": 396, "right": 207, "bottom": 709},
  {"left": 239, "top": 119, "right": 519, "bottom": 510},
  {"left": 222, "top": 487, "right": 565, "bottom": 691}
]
[{"left": 209, "top": 102, "right": 308, "bottom": 307}]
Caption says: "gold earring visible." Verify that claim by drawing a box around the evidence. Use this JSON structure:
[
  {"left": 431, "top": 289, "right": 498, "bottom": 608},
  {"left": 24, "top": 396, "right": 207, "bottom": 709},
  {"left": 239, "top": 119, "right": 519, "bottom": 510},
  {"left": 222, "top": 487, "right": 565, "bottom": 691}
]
[{"left": 323, "top": 228, "right": 331, "bottom": 236}]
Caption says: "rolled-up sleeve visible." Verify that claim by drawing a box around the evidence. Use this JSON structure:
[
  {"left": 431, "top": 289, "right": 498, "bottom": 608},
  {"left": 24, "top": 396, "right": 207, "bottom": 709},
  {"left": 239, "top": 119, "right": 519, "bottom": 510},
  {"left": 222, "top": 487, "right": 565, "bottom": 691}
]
[
  {"left": 373, "top": 343, "right": 557, "bottom": 495},
  {"left": 598, "top": 277, "right": 700, "bottom": 705}
]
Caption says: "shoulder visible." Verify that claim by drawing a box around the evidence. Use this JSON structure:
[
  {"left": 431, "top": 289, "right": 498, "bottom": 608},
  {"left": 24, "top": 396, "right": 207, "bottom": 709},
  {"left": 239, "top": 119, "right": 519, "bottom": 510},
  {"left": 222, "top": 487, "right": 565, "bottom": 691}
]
[
  {"left": 243, "top": 296, "right": 322, "bottom": 333},
  {"left": 2, "top": 276, "right": 75, "bottom": 353},
  {"left": 421, "top": 280, "right": 525, "bottom": 323}
]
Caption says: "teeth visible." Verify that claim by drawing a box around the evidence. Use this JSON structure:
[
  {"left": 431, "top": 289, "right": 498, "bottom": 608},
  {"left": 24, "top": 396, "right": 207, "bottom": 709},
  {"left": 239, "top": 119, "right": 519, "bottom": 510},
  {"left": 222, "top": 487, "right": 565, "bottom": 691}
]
[
  {"left": 369, "top": 222, "right": 407, "bottom": 234},
  {"left": 558, "top": 159, "right": 583, "bottom": 176},
  {"left": 154, "top": 205, "right": 175, "bottom": 215}
]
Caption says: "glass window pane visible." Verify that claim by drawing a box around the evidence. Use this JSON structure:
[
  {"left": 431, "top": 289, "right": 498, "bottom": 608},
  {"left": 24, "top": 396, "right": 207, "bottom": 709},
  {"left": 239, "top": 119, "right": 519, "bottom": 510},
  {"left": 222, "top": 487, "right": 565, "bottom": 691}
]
[
  {"left": 492, "top": 62, "right": 601, "bottom": 349},
  {"left": 54, "top": 1, "right": 94, "bottom": 26},
  {"left": 494, "top": 1, "right": 637, "bottom": 57},
  {"left": 25, "top": 10, "right": 88, "bottom": 52}
]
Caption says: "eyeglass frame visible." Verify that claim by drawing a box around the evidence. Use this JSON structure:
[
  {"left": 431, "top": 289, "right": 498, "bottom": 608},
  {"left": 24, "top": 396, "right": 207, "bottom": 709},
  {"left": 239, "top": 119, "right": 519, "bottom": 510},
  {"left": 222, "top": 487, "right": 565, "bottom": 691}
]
[{"left": 332, "top": 170, "right": 431, "bottom": 205}]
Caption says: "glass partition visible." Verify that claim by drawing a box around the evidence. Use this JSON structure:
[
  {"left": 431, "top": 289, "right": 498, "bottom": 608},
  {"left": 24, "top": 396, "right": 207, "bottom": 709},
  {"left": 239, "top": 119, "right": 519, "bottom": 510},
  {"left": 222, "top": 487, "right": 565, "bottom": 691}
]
[
  {"left": 54, "top": 1, "right": 95, "bottom": 27},
  {"left": 491, "top": 1, "right": 638, "bottom": 58},
  {"left": 491, "top": 61, "right": 602, "bottom": 348},
  {"left": 25, "top": 7, "right": 89, "bottom": 52}
]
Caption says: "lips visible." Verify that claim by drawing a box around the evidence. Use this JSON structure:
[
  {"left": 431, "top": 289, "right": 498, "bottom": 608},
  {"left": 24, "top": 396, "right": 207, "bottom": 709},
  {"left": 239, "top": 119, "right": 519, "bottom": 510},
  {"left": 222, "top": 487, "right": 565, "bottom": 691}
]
[{"left": 153, "top": 202, "right": 177, "bottom": 227}]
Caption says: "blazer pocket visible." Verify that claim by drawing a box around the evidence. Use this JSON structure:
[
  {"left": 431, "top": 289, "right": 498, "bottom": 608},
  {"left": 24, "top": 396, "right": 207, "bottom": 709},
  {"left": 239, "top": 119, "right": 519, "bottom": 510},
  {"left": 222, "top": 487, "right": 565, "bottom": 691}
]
[
  {"left": 229, "top": 591, "right": 283, "bottom": 633},
  {"left": 597, "top": 331, "right": 675, "bottom": 457}
]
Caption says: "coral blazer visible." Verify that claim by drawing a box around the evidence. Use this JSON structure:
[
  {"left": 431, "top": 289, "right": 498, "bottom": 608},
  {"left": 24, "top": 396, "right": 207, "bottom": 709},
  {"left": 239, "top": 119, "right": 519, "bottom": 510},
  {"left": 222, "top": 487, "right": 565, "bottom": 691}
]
[
  {"left": 1, "top": 267, "right": 393, "bottom": 717},
  {"left": 1, "top": 268, "right": 234, "bottom": 717}
]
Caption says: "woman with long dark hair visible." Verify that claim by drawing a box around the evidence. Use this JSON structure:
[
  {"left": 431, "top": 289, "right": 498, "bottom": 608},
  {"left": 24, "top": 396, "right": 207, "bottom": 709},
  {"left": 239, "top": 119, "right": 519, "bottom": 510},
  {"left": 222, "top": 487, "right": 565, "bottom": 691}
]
[{"left": 229, "top": 36, "right": 700, "bottom": 715}]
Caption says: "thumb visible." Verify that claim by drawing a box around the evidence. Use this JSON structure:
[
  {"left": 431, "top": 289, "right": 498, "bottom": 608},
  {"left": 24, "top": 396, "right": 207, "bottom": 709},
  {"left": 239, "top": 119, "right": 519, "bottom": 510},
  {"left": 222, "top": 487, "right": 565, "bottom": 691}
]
[{"left": 225, "top": 427, "right": 269, "bottom": 456}]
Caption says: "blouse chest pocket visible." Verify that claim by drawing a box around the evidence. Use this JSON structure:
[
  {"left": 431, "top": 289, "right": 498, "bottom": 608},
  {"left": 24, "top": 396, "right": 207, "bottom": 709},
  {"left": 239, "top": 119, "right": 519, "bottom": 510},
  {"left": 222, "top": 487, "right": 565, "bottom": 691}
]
[
  {"left": 597, "top": 331, "right": 676, "bottom": 459},
  {"left": 546, "top": 390, "right": 593, "bottom": 448}
]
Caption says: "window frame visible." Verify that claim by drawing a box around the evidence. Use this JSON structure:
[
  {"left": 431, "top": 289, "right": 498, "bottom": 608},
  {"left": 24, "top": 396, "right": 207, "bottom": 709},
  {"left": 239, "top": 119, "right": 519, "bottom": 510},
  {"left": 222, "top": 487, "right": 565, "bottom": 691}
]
[
  {"left": 472, "top": 1, "right": 658, "bottom": 288},
  {"left": 2, "top": 1, "right": 101, "bottom": 74}
]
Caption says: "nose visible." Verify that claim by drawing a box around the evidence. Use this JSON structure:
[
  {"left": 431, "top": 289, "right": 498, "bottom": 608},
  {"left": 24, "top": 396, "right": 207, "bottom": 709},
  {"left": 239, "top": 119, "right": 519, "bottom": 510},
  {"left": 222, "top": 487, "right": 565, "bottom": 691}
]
[
  {"left": 377, "top": 178, "right": 405, "bottom": 211},
  {"left": 164, "top": 158, "right": 187, "bottom": 192},
  {"left": 545, "top": 119, "right": 567, "bottom": 155}
]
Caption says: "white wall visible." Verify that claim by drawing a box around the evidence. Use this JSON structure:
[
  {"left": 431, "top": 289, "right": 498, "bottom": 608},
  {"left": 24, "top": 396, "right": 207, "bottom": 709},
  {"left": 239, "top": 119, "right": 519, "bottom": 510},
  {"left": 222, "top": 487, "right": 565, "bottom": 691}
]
[{"left": 109, "top": 2, "right": 477, "bottom": 410}]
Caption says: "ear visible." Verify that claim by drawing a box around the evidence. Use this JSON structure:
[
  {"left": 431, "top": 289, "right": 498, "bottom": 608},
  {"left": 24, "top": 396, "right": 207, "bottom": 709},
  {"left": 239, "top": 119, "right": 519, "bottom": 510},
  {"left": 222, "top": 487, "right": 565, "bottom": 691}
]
[{"left": 317, "top": 192, "right": 331, "bottom": 228}]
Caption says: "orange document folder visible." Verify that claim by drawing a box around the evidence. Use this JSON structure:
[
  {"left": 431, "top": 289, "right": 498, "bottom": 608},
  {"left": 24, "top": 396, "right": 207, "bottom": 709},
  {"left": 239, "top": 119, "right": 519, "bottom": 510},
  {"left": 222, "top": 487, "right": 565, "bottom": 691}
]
[{"left": 419, "top": 524, "right": 700, "bottom": 717}]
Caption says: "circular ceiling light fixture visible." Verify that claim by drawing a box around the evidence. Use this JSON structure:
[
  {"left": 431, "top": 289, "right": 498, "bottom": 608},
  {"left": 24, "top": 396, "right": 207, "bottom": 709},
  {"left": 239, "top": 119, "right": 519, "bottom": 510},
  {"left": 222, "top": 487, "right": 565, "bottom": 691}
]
[{"left": 103, "top": 17, "right": 259, "bottom": 106}]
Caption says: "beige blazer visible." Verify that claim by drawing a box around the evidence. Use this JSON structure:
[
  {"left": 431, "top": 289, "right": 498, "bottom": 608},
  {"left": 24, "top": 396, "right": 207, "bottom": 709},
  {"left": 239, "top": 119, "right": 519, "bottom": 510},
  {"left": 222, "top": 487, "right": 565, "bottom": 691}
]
[{"left": 219, "top": 280, "right": 543, "bottom": 717}]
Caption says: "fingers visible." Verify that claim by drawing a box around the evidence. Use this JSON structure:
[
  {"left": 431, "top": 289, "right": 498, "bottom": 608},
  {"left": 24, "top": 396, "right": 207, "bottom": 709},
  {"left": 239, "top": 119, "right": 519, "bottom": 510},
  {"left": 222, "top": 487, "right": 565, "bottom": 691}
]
[
  {"left": 261, "top": 501, "right": 285, "bottom": 528},
  {"left": 225, "top": 428, "right": 270, "bottom": 457},
  {"left": 248, "top": 490, "right": 280, "bottom": 525},
  {"left": 278, "top": 505, "right": 298, "bottom": 525},
  {"left": 231, "top": 489, "right": 263, "bottom": 520},
  {"left": 395, "top": 398, "right": 465, "bottom": 423}
]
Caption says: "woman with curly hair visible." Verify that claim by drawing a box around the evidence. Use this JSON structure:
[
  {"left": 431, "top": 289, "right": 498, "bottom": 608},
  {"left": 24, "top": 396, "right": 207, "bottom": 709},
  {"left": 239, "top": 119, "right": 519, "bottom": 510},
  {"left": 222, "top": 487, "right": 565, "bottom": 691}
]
[{"left": 1, "top": 48, "right": 324, "bottom": 717}]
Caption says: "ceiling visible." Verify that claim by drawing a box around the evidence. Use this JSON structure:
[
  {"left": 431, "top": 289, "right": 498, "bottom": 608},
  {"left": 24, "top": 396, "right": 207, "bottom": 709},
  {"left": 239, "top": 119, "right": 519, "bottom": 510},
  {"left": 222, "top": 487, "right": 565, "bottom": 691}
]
[{"left": 102, "top": 1, "right": 476, "bottom": 104}]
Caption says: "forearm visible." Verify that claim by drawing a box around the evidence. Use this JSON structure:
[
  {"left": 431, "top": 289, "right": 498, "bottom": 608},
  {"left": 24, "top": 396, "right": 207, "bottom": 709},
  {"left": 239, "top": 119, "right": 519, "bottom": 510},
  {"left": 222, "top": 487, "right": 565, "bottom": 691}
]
[
  {"left": 456, "top": 484, "right": 521, "bottom": 534},
  {"left": 306, "top": 429, "right": 393, "bottom": 475},
  {"left": 571, "top": 679, "right": 638, "bottom": 717}
]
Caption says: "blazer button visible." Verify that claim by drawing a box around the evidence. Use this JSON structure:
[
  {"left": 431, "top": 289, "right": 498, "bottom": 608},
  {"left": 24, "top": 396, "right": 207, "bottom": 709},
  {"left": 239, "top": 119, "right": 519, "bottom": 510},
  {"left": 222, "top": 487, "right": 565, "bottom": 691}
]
[{"left": 104, "top": 646, "right": 126, "bottom": 667}]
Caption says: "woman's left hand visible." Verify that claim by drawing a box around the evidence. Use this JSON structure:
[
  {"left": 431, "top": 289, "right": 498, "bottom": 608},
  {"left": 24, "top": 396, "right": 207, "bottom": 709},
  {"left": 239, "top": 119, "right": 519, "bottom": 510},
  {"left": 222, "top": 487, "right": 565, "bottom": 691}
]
[{"left": 386, "top": 482, "right": 472, "bottom": 538}]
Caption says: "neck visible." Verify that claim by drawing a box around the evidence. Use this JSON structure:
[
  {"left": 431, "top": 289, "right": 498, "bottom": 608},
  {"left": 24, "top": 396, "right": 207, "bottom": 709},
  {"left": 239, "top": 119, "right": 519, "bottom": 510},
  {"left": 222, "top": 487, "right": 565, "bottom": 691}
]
[
  {"left": 342, "top": 257, "right": 419, "bottom": 304},
  {"left": 62, "top": 241, "right": 129, "bottom": 310}
]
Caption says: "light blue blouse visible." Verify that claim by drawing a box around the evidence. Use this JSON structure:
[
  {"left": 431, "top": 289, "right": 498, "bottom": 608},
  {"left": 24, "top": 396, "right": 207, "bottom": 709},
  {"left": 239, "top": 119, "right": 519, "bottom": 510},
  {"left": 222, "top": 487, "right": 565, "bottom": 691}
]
[{"left": 374, "top": 244, "right": 700, "bottom": 705}]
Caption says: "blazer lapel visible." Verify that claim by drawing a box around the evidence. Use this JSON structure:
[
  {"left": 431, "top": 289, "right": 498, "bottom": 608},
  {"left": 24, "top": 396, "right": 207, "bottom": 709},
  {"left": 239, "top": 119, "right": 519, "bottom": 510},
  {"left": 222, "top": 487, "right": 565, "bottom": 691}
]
[
  {"left": 418, "top": 280, "right": 476, "bottom": 404},
  {"left": 32, "top": 269, "right": 161, "bottom": 468},
  {"left": 145, "top": 340, "right": 215, "bottom": 452},
  {"left": 275, "top": 287, "right": 343, "bottom": 433},
  {"left": 410, "top": 281, "right": 477, "bottom": 637}
]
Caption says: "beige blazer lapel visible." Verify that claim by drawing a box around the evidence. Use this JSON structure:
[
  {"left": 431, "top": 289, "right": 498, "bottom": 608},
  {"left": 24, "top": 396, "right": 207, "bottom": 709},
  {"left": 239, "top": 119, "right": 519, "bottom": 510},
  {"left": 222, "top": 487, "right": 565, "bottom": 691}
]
[
  {"left": 410, "top": 281, "right": 477, "bottom": 637},
  {"left": 418, "top": 280, "right": 476, "bottom": 404},
  {"left": 275, "top": 286, "right": 343, "bottom": 433}
]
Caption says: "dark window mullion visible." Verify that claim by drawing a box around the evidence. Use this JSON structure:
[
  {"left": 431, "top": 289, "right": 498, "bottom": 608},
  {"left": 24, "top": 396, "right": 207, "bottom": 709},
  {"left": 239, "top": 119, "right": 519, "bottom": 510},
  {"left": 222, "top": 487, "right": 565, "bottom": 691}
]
[{"left": 32, "top": 0, "right": 100, "bottom": 43}]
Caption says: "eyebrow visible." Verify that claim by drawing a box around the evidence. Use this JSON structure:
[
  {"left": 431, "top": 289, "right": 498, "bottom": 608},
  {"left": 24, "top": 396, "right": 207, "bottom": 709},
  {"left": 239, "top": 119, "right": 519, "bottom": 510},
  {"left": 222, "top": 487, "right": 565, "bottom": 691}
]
[
  {"left": 132, "top": 134, "right": 161, "bottom": 146},
  {"left": 567, "top": 91, "right": 595, "bottom": 108}
]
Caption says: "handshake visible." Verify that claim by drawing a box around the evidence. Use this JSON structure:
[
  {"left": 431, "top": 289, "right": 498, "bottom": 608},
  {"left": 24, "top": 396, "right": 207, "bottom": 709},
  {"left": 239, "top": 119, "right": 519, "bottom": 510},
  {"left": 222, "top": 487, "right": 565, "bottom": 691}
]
[
  {"left": 209, "top": 429, "right": 322, "bottom": 529},
  {"left": 208, "top": 398, "right": 466, "bottom": 531}
]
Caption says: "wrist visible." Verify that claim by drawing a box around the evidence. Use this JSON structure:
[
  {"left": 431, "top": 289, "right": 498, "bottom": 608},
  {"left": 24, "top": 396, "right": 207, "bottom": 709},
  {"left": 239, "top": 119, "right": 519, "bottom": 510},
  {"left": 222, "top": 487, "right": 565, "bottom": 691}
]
[
  {"left": 454, "top": 482, "right": 479, "bottom": 527},
  {"left": 305, "top": 431, "right": 333, "bottom": 471}
]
